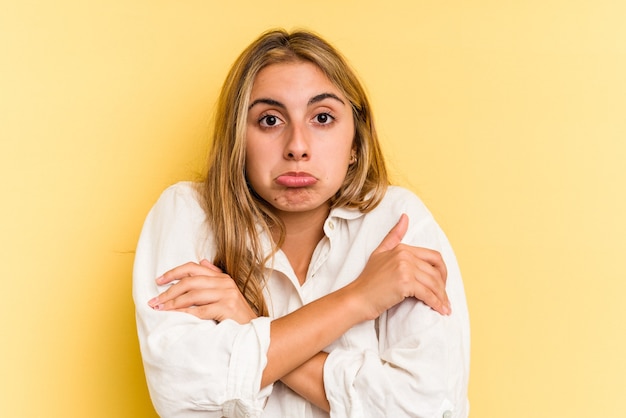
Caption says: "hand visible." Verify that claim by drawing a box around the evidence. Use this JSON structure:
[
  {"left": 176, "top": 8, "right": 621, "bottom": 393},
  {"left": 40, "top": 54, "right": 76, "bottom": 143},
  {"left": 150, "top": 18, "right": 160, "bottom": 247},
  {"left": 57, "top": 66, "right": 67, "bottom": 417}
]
[
  {"left": 147, "top": 260, "right": 257, "bottom": 324},
  {"left": 350, "top": 214, "right": 450, "bottom": 319}
]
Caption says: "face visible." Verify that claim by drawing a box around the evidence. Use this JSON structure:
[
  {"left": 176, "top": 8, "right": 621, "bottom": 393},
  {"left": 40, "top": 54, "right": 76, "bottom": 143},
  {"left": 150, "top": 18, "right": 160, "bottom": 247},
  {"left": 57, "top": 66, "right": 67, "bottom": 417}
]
[{"left": 245, "top": 61, "right": 355, "bottom": 219}]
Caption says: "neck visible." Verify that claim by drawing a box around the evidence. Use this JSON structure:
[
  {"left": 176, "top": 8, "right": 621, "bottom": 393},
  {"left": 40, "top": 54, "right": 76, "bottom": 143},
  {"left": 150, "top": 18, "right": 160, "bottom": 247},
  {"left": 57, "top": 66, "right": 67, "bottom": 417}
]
[{"left": 271, "top": 205, "right": 330, "bottom": 285}]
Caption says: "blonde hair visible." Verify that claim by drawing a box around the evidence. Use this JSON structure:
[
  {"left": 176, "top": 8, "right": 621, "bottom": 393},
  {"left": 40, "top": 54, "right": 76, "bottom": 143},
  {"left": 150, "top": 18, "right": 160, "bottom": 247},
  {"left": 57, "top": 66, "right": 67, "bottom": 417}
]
[{"left": 199, "top": 29, "right": 388, "bottom": 316}]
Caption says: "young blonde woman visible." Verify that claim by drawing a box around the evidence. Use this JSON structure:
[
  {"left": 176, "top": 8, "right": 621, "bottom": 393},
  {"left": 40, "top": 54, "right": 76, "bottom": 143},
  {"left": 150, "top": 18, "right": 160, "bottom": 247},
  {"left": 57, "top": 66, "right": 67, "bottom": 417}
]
[{"left": 133, "top": 29, "right": 470, "bottom": 418}]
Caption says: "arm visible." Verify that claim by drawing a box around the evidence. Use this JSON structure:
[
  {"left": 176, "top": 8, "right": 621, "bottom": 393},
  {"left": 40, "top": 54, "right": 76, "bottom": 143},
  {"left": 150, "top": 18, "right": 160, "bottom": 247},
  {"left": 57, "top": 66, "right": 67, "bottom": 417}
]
[
  {"left": 280, "top": 352, "right": 329, "bottom": 411},
  {"left": 322, "top": 199, "right": 470, "bottom": 418},
  {"left": 270, "top": 221, "right": 468, "bottom": 418},
  {"left": 260, "top": 214, "right": 450, "bottom": 395},
  {"left": 153, "top": 213, "right": 453, "bottom": 413},
  {"left": 250, "top": 192, "right": 469, "bottom": 417},
  {"left": 133, "top": 184, "right": 272, "bottom": 418}
]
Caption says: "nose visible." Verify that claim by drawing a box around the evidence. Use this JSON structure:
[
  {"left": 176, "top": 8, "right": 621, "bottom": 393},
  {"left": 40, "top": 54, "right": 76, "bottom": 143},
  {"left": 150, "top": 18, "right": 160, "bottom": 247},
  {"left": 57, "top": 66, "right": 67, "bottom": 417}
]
[{"left": 284, "top": 124, "right": 309, "bottom": 161}]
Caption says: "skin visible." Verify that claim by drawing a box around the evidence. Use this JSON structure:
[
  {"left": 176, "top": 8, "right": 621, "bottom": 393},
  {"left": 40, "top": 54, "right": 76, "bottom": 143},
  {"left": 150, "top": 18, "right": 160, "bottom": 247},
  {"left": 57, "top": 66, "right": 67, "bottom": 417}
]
[
  {"left": 148, "top": 61, "right": 451, "bottom": 412},
  {"left": 245, "top": 62, "right": 355, "bottom": 223},
  {"left": 245, "top": 61, "right": 357, "bottom": 282}
]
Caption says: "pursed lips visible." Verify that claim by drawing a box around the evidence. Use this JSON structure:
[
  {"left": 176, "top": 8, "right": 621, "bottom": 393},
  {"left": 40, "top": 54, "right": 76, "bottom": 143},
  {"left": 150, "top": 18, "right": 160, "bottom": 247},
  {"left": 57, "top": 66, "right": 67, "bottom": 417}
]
[{"left": 275, "top": 172, "right": 318, "bottom": 187}]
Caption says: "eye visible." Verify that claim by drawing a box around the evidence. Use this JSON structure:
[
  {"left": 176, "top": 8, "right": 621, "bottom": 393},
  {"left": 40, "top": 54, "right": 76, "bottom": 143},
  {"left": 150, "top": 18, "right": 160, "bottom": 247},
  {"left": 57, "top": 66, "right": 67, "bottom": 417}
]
[
  {"left": 259, "top": 114, "right": 283, "bottom": 128},
  {"left": 313, "top": 112, "right": 334, "bottom": 125}
]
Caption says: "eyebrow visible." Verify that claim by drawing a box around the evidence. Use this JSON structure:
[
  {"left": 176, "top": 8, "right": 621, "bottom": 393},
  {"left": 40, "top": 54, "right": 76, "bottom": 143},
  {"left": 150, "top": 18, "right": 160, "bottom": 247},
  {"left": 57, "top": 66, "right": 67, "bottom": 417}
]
[
  {"left": 308, "top": 93, "right": 345, "bottom": 106},
  {"left": 248, "top": 98, "right": 285, "bottom": 110},
  {"left": 248, "top": 92, "right": 345, "bottom": 110}
]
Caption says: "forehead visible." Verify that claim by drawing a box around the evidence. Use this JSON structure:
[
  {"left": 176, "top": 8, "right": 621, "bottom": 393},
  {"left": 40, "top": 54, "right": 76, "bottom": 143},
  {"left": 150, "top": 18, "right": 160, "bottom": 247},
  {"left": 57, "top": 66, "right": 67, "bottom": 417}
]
[{"left": 250, "top": 61, "right": 343, "bottom": 99}]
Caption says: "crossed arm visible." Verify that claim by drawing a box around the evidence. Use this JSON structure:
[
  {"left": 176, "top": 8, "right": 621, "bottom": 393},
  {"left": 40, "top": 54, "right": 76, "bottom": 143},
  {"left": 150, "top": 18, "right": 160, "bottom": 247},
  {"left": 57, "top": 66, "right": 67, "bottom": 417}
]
[{"left": 147, "top": 214, "right": 450, "bottom": 412}]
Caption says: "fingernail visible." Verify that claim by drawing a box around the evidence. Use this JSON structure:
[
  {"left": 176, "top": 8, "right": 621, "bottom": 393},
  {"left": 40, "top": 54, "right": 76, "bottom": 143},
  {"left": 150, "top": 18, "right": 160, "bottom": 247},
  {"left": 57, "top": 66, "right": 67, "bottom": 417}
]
[
  {"left": 155, "top": 276, "right": 164, "bottom": 284},
  {"left": 147, "top": 297, "right": 159, "bottom": 307}
]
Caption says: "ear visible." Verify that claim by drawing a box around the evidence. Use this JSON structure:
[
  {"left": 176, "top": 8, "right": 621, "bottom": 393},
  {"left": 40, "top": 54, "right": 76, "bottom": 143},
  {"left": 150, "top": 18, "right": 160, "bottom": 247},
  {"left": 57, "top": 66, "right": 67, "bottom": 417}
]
[{"left": 349, "top": 147, "right": 357, "bottom": 164}]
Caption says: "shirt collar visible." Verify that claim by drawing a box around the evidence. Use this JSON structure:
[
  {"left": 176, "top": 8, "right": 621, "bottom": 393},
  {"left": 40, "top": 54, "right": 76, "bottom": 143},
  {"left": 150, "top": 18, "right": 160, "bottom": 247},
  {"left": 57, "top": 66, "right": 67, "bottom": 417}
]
[
  {"left": 328, "top": 205, "right": 365, "bottom": 221},
  {"left": 256, "top": 205, "right": 364, "bottom": 257}
]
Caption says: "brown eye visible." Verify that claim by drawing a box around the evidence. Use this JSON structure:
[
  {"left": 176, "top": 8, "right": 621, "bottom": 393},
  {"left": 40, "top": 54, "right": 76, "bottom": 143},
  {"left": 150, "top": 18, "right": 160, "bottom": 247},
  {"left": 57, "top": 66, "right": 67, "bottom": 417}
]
[
  {"left": 314, "top": 113, "right": 334, "bottom": 125},
  {"left": 259, "top": 115, "right": 282, "bottom": 128}
]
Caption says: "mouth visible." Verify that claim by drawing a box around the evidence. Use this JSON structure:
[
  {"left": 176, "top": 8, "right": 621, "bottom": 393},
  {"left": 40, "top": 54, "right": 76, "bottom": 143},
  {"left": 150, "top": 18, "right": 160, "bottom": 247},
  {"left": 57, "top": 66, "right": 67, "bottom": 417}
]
[{"left": 275, "top": 172, "right": 318, "bottom": 187}]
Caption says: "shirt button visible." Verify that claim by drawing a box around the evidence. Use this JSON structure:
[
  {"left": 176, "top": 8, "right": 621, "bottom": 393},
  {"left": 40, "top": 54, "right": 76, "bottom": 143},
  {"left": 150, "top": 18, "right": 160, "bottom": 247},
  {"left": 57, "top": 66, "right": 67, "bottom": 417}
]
[
  {"left": 328, "top": 221, "right": 335, "bottom": 230},
  {"left": 442, "top": 411, "right": 452, "bottom": 418}
]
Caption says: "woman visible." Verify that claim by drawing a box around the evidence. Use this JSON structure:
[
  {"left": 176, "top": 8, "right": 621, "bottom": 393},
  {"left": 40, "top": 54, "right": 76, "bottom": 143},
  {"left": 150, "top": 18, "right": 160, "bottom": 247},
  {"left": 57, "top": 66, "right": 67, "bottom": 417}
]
[{"left": 133, "top": 29, "right": 470, "bottom": 417}]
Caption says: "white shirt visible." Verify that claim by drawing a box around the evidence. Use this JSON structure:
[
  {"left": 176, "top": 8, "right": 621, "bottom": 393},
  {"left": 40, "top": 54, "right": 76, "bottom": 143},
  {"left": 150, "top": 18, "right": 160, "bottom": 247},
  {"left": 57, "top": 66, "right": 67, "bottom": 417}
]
[{"left": 133, "top": 182, "right": 470, "bottom": 418}]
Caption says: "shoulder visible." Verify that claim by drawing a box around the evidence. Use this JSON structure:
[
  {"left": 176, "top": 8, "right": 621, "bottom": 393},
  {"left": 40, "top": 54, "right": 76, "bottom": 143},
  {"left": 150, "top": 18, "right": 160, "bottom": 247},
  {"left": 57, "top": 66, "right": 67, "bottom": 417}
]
[
  {"left": 363, "top": 186, "right": 445, "bottom": 250},
  {"left": 370, "top": 186, "right": 434, "bottom": 223},
  {"left": 149, "top": 181, "right": 204, "bottom": 219},
  {"left": 140, "top": 181, "right": 207, "bottom": 241},
  {"left": 155, "top": 181, "right": 202, "bottom": 207}
]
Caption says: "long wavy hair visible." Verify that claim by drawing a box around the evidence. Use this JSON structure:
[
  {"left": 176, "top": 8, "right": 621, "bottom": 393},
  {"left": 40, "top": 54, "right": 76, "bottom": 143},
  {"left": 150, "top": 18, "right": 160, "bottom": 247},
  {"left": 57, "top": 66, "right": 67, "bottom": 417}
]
[{"left": 199, "top": 29, "right": 389, "bottom": 316}]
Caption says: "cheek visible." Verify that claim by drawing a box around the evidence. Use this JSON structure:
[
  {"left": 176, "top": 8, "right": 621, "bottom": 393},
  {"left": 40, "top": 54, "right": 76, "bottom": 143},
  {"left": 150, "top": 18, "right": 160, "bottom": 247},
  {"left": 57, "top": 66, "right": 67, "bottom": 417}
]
[
  {"left": 244, "top": 162, "right": 264, "bottom": 199},
  {"left": 332, "top": 129, "right": 355, "bottom": 165},
  {"left": 244, "top": 154, "right": 261, "bottom": 184},
  {"left": 245, "top": 141, "right": 275, "bottom": 194},
  {"left": 245, "top": 137, "right": 263, "bottom": 172},
  {"left": 324, "top": 148, "right": 352, "bottom": 182}
]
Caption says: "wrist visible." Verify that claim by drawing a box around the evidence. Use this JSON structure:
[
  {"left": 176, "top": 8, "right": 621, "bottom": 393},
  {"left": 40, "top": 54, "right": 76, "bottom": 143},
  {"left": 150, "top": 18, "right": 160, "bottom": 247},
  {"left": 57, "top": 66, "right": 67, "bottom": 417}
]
[{"left": 335, "top": 281, "right": 377, "bottom": 323}]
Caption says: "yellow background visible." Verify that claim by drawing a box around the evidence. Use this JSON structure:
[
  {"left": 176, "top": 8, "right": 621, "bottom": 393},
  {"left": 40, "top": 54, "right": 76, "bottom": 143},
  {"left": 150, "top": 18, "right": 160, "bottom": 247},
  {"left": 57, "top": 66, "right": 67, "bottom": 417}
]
[{"left": 2, "top": 1, "right": 625, "bottom": 417}]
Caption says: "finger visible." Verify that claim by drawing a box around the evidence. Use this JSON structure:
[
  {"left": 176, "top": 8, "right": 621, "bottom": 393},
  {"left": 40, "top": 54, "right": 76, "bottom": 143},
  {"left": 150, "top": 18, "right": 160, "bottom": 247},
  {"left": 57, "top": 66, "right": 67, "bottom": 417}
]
[
  {"left": 372, "top": 214, "right": 409, "bottom": 255},
  {"left": 410, "top": 247, "right": 448, "bottom": 284},
  {"left": 156, "top": 261, "right": 217, "bottom": 285},
  {"left": 149, "top": 276, "right": 224, "bottom": 308},
  {"left": 161, "top": 289, "right": 222, "bottom": 311},
  {"left": 413, "top": 281, "right": 451, "bottom": 316},
  {"left": 175, "top": 300, "right": 257, "bottom": 324},
  {"left": 200, "top": 259, "right": 222, "bottom": 272},
  {"left": 175, "top": 304, "right": 227, "bottom": 322},
  {"left": 413, "top": 258, "right": 451, "bottom": 313}
]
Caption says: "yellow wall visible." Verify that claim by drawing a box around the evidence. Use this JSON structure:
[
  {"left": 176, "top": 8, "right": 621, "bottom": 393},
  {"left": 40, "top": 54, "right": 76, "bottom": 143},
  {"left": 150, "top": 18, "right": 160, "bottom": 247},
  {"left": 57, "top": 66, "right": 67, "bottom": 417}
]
[{"left": 2, "top": 1, "right": 625, "bottom": 416}]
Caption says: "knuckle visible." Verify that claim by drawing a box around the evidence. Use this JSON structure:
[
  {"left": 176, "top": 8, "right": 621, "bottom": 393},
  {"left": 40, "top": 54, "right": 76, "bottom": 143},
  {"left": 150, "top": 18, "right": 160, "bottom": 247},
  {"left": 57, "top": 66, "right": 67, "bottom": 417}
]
[
  {"left": 428, "top": 248, "right": 442, "bottom": 257},
  {"left": 395, "top": 245, "right": 412, "bottom": 257},
  {"left": 224, "top": 299, "right": 237, "bottom": 312}
]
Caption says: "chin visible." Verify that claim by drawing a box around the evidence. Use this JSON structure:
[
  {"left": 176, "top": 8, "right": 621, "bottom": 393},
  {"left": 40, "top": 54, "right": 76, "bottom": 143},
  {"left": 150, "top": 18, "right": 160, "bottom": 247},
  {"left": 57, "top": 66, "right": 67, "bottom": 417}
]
[{"left": 270, "top": 191, "right": 331, "bottom": 213}]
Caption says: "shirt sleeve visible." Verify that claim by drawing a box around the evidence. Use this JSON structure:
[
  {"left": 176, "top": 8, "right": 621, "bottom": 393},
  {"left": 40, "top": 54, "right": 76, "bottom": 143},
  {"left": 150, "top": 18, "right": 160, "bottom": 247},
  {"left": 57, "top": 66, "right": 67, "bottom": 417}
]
[
  {"left": 323, "top": 190, "right": 470, "bottom": 418},
  {"left": 132, "top": 183, "right": 273, "bottom": 418}
]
